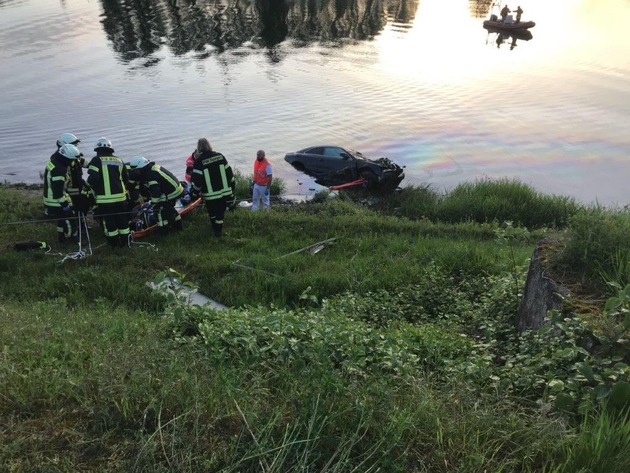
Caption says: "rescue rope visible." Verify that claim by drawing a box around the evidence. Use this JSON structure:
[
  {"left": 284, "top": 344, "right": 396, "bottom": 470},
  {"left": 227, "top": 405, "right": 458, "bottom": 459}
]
[
  {"left": 130, "top": 239, "right": 158, "bottom": 252},
  {"left": 57, "top": 211, "right": 93, "bottom": 264}
]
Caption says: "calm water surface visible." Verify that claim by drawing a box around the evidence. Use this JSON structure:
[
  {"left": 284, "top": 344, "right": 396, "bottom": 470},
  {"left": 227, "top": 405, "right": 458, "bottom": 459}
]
[{"left": 1, "top": 0, "right": 628, "bottom": 206}]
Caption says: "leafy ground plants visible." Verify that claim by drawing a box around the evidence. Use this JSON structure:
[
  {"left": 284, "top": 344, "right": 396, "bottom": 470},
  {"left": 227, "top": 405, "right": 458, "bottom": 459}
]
[{"left": 0, "top": 182, "right": 629, "bottom": 471}]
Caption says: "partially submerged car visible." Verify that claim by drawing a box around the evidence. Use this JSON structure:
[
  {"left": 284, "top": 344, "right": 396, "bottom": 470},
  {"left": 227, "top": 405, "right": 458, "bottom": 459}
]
[{"left": 284, "top": 145, "right": 405, "bottom": 191}]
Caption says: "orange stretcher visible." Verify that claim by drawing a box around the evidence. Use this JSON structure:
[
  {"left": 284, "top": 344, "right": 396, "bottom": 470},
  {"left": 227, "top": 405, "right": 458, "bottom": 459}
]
[{"left": 131, "top": 198, "right": 202, "bottom": 239}]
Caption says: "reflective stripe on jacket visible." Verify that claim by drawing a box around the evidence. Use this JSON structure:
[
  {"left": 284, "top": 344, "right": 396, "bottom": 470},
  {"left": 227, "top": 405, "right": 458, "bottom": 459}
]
[
  {"left": 87, "top": 154, "right": 128, "bottom": 204},
  {"left": 66, "top": 157, "right": 87, "bottom": 196},
  {"left": 125, "top": 162, "right": 142, "bottom": 204},
  {"left": 191, "top": 151, "right": 234, "bottom": 200},
  {"left": 43, "top": 154, "right": 72, "bottom": 208},
  {"left": 144, "top": 163, "right": 183, "bottom": 203},
  {"left": 253, "top": 158, "right": 272, "bottom": 185}
]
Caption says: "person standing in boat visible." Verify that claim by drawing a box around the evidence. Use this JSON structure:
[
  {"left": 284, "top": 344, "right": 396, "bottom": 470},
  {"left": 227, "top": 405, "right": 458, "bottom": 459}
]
[
  {"left": 251, "top": 149, "right": 273, "bottom": 211},
  {"left": 515, "top": 6, "right": 523, "bottom": 23},
  {"left": 127, "top": 156, "right": 184, "bottom": 234},
  {"left": 87, "top": 137, "right": 131, "bottom": 248},
  {"left": 190, "top": 138, "right": 235, "bottom": 237},
  {"left": 500, "top": 5, "right": 511, "bottom": 21}
]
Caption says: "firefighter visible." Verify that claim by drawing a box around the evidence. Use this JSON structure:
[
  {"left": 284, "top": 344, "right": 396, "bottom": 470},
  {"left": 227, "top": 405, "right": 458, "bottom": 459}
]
[
  {"left": 43, "top": 143, "right": 82, "bottom": 243},
  {"left": 128, "top": 156, "right": 184, "bottom": 234},
  {"left": 124, "top": 161, "right": 144, "bottom": 208},
  {"left": 190, "top": 138, "right": 235, "bottom": 237},
  {"left": 87, "top": 137, "right": 131, "bottom": 248},
  {"left": 55, "top": 133, "right": 94, "bottom": 215}
]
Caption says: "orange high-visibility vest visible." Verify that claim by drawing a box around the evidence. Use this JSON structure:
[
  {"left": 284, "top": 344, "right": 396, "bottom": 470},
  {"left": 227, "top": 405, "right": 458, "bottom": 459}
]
[{"left": 253, "top": 158, "right": 271, "bottom": 185}]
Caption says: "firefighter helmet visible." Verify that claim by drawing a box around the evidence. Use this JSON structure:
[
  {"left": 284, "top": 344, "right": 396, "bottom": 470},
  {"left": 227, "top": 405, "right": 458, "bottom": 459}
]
[
  {"left": 129, "top": 155, "right": 150, "bottom": 169},
  {"left": 94, "top": 137, "right": 113, "bottom": 151},
  {"left": 56, "top": 133, "right": 80, "bottom": 148},
  {"left": 58, "top": 143, "right": 82, "bottom": 160}
]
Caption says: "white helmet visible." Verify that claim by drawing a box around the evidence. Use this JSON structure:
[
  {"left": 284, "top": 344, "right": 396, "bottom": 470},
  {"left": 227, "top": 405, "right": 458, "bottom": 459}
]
[
  {"left": 58, "top": 143, "right": 82, "bottom": 160},
  {"left": 57, "top": 133, "right": 80, "bottom": 148},
  {"left": 94, "top": 137, "right": 113, "bottom": 151},
  {"left": 129, "top": 155, "right": 149, "bottom": 169}
]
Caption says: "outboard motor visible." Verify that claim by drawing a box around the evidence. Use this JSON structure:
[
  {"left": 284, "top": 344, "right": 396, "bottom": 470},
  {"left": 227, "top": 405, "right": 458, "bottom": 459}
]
[{"left": 490, "top": 14, "right": 498, "bottom": 21}]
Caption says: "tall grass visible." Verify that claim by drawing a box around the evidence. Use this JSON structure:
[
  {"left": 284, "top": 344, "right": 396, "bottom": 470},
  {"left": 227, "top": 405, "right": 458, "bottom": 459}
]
[
  {"left": 232, "top": 170, "right": 286, "bottom": 202},
  {"left": 382, "top": 178, "right": 581, "bottom": 229},
  {"left": 553, "top": 207, "right": 630, "bottom": 293},
  {"left": 376, "top": 182, "right": 440, "bottom": 220},
  {"left": 546, "top": 409, "right": 630, "bottom": 473}
]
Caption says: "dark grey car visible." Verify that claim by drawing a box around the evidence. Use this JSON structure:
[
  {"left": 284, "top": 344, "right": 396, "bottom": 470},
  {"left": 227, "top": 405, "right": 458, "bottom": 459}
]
[{"left": 284, "top": 146, "right": 404, "bottom": 191}]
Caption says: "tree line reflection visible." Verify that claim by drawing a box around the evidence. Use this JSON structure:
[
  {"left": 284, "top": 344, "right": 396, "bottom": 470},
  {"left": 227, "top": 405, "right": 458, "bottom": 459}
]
[
  {"left": 469, "top": 0, "right": 493, "bottom": 19},
  {"left": 100, "top": 0, "right": 420, "bottom": 63}
]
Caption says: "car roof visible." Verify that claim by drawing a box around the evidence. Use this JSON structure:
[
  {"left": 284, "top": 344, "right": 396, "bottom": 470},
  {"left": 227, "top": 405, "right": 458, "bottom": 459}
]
[
  {"left": 297, "top": 146, "right": 363, "bottom": 155},
  {"left": 297, "top": 145, "right": 340, "bottom": 152}
]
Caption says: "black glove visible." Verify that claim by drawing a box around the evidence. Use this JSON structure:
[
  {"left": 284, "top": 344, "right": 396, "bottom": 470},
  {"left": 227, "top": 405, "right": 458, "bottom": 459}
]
[{"left": 61, "top": 203, "right": 73, "bottom": 214}]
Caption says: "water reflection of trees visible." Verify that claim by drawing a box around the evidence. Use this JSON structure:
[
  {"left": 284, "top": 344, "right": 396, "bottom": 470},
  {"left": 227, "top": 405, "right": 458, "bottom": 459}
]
[
  {"left": 469, "top": 0, "right": 493, "bottom": 19},
  {"left": 99, "top": 0, "right": 418, "bottom": 64}
]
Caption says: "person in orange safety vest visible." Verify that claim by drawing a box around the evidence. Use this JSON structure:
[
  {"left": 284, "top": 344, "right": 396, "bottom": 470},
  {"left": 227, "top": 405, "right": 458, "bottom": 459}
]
[{"left": 252, "top": 149, "right": 273, "bottom": 211}]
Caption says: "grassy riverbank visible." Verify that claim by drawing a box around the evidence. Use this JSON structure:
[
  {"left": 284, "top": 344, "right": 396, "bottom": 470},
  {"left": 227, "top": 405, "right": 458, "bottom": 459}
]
[{"left": 1, "top": 181, "right": 629, "bottom": 472}]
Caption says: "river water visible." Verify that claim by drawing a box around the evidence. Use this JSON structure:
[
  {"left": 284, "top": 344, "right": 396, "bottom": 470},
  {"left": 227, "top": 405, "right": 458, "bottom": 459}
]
[{"left": 0, "top": 0, "right": 628, "bottom": 206}]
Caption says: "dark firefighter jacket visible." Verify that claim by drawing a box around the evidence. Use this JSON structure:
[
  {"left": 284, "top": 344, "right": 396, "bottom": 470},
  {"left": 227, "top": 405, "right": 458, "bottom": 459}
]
[
  {"left": 43, "top": 152, "right": 73, "bottom": 208},
  {"left": 87, "top": 149, "right": 129, "bottom": 205},
  {"left": 125, "top": 162, "right": 143, "bottom": 205},
  {"left": 191, "top": 150, "right": 234, "bottom": 200},
  {"left": 137, "top": 163, "right": 183, "bottom": 204},
  {"left": 66, "top": 156, "right": 95, "bottom": 210},
  {"left": 66, "top": 156, "right": 86, "bottom": 197}
]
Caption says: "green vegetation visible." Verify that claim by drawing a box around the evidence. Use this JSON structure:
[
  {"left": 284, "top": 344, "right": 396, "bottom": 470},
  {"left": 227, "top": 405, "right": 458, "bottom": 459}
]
[
  {"left": 380, "top": 178, "right": 582, "bottom": 228},
  {"left": 551, "top": 206, "right": 630, "bottom": 294},
  {"left": 0, "top": 179, "right": 629, "bottom": 472},
  {"left": 233, "top": 170, "right": 287, "bottom": 203}
]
